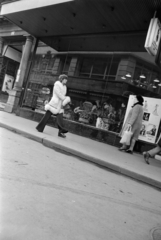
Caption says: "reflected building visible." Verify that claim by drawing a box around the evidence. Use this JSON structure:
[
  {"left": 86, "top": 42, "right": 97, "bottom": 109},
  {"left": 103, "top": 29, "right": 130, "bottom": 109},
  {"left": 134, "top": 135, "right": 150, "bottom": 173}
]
[{"left": 18, "top": 41, "right": 161, "bottom": 133}]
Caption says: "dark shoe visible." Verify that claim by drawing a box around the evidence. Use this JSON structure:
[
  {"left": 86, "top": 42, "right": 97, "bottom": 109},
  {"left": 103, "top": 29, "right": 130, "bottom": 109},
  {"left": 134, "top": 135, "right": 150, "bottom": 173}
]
[
  {"left": 58, "top": 132, "right": 66, "bottom": 138},
  {"left": 36, "top": 127, "right": 43, "bottom": 132},
  {"left": 61, "top": 129, "right": 68, "bottom": 134},
  {"left": 143, "top": 152, "right": 150, "bottom": 165},
  {"left": 125, "top": 149, "right": 133, "bottom": 154}
]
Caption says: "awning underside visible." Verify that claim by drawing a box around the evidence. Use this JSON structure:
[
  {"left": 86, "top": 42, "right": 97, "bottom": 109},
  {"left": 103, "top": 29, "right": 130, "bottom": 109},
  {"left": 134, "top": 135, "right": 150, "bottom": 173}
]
[{"left": 1, "top": 0, "right": 161, "bottom": 52}]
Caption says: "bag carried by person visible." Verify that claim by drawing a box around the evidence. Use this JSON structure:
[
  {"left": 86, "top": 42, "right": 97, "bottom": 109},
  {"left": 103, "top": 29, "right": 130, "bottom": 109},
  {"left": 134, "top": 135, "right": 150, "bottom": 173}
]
[
  {"left": 120, "top": 126, "right": 133, "bottom": 145},
  {"left": 96, "top": 117, "right": 103, "bottom": 128}
]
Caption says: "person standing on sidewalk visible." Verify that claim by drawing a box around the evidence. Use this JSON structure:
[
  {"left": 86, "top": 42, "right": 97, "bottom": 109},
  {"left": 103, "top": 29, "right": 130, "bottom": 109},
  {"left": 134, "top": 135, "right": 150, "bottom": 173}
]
[
  {"left": 119, "top": 95, "right": 144, "bottom": 154},
  {"left": 143, "top": 133, "right": 161, "bottom": 164},
  {"left": 36, "top": 74, "right": 71, "bottom": 138}
]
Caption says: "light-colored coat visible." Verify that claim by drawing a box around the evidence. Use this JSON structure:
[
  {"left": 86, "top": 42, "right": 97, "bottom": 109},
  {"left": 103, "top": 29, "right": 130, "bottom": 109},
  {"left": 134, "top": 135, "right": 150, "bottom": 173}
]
[
  {"left": 45, "top": 80, "right": 70, "bottom": 114},
  {"left": 120, "top": 104, "right": 143, "bottom": 140}
]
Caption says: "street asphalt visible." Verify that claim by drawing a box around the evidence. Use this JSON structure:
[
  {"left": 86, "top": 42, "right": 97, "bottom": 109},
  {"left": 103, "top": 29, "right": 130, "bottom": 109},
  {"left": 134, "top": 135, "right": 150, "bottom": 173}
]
[{"left": 0, "top": 110, "right": 161, "bottom": 189}]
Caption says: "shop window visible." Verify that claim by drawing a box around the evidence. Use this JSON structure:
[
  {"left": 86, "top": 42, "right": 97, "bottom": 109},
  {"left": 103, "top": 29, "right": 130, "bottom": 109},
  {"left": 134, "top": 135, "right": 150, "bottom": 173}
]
[
  {"left": 133, "top": 64, "right": 159, "bottom": 89},
  {"left": 33, "top": 56, "right": 41, "bottom": 70},
  {"left": 91, "top": 58, "right": 107, "bottom": 79},
  {"left": 56, "top": 55, "right": 71, "bottom": 74},
  {"left": 40, "top": 57, "right": 49, "bottom": 71},
  {"left": 6, "top": 60, "right": 18, "bottom": 77},
  {"left": 109, "top": 62, "right": 119, "bottom": 77},
  {"left": 133, "top": 66, "right": 141, "bottom": 81},
  {"left": 62, "top": 56, "right": 72, "bottom": 74},
  {"left": 105, "top": 57, "right": 120, "bottom": 80},
  {"left": 79, "top": 58, "right": 93, "bottom": 78},
  {"left": 63, "top": 95, "right": 127, "bottom": 134},
  {"left": 47, "top": 57, "right": 55, "bottom": 70}
]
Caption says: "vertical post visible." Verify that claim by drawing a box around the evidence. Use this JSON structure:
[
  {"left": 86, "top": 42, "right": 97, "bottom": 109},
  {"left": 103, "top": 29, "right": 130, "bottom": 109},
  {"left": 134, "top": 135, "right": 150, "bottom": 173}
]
[
  {"left": 4, "top": 35, "right": 34, "bottom": 113},
  {"left": 14, "top": 35, "right": 34, "bottom": 90},
  {"left": 0, "top": 37, "right": 4, "bottom": 55},
  {"left": 19, "top": 37, "right": 39, "bottom": 107}
]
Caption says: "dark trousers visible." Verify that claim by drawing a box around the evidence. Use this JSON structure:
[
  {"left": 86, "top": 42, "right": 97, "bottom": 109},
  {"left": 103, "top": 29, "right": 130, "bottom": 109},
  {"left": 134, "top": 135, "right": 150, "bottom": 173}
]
[
  {"left": 57, "top": 113, "right": 66, "bottom": 133},
  {"left": 36, "top": 110, "right": 52, "bottom": 132},
  {"left": 36, "top": 111, "right": 66, "bottom": 133}
]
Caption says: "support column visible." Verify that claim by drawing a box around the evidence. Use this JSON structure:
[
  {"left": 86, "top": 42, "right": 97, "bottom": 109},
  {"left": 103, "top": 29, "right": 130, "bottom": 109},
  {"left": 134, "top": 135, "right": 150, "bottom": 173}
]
[
  {"left": 0, "top": 37, "right": 4, "bottom": 55},
  {"left": 5, "top": 35, "right": 34, "bottom": 113}
]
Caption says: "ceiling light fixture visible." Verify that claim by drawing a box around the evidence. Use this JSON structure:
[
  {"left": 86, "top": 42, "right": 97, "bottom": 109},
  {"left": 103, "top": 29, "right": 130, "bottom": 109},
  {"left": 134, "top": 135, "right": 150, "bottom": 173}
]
[
  {"left": 121, "top": 76, "right": 126, "bottom": 79},
  {"left": 158, "top": 83, "right": 161, "bottom": 86},
  {"left": 126, "top": 73, "right": 131, "bottom": 77},
  {"left": 140, "top": 74, "right": 146, "bottom": 78},
  {"left": 154, "top": 79, "right": 160, "bottom": 82},
  {"left": 153, "top": 85, "right": 157, "bottom": 88}
]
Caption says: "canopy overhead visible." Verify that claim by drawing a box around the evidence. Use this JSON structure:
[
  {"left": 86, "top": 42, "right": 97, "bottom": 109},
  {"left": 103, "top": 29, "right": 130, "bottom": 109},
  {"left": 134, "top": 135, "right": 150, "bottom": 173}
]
[{"left": 1, "top": 0, "right": 161, "bottom": 52}]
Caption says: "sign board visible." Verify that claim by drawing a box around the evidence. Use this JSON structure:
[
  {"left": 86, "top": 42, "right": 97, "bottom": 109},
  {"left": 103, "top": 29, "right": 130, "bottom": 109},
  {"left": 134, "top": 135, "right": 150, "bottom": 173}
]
[
  {"left": 2, "top": 74, "right": 14, "bottom": 93},
  {"left": 145, "top": 18, "right": 161, "bottom": 56},
  {"left": 124, "top": 95, "right": 161, "bottom": 144},
  {"left": 2, "top": 45, "right": 21, "bottom": 62}
]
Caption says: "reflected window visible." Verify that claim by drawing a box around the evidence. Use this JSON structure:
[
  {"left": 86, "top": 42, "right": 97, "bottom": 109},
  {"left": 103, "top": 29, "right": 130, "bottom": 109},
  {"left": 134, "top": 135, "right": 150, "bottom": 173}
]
[
  {"left": 79, "top": 57, "right": 93, "bottom": 78},
  {"left": 91, "top": 58, "right": 107, "bottom": 79},
  {"left": 62, "top": 56, "right": 72, "bottom": 74}
]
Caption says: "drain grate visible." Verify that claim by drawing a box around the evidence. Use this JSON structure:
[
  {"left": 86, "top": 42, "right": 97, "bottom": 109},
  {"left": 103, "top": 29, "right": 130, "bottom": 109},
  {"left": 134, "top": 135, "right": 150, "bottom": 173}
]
[{"left": 151, "top": 228, "right": 161, "bottom": 240}]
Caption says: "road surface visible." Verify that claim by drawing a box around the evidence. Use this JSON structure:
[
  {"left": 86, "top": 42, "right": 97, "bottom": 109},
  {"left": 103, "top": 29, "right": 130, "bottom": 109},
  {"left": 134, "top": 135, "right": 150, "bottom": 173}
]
[{"left": 0, "top": 128, "right": 161, "bottom": 240}]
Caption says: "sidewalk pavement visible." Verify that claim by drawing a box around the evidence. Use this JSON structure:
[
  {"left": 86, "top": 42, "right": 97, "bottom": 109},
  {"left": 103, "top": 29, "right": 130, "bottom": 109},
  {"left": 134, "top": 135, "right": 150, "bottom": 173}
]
[{"left": 0, "top": 111, "right": 161, "bottom": 189}]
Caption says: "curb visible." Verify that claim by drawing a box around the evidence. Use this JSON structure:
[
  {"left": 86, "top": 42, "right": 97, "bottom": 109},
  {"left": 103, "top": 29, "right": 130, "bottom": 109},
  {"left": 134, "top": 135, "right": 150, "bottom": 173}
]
[
  {"left": 1, "top": 122, "right": 161, "bottom": 190},
  {"left": 0, "top": 122, "right": 43, "bottom": 143}
]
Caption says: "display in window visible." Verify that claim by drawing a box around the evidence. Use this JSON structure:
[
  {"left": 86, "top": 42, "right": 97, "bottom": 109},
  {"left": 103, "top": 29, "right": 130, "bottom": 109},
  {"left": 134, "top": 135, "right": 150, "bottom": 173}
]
[
  {"left": 143, "top": 100, "right": 148, "bottom": 112},
  {"left": 124, "top": 95, "right": 161, "bottom": 143},
  {"left": 152, "top": 104, "right": 159, "bottom": 116},
  {"left": 2, "top": 74, "right": 14, "bottom": 92},
  {"left": 36, "top": 87, "right": 51, "bottom": 112},
  {"left": 63, "top": 99, "right": 126, "bottom": 133}
]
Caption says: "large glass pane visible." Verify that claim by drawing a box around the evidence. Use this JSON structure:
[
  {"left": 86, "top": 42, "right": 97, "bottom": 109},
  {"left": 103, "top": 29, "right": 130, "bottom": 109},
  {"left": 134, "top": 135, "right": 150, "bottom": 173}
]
[
  {"left": 79, "top": 57, "right": 93, "bottom": 77},
  {"left": 22, "top": 44, "right": 161, "bottom": 135},
  {"left": 91, "top": 58, "right": 107, "bottom": 79},
  {"left": 105, "top": 55, "right": 120, "bottom": 81},
  {"left": 62, "top": 56, "right": 72, "bottom": 74}
]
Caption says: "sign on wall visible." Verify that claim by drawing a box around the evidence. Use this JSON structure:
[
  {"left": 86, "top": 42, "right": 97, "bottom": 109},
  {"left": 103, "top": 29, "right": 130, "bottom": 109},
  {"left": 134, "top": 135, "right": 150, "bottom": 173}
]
[
  {"left": 124, "top": 95, "right": 161, "bottom": 144},
  {"left": 145, "top": 18, "right": 161, "bottom": 56},
  {"left": 2, "top": 74, "right": 14, "bottom": 93}
]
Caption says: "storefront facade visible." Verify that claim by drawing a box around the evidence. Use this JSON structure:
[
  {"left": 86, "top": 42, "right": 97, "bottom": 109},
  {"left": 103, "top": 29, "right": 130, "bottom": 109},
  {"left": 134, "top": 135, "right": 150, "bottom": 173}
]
[
  {"left": 18, "top": 41, "right": 161, "bottom": 135},
  {"left": 1, "top": 0, "right": 161, "bottom": 150}
]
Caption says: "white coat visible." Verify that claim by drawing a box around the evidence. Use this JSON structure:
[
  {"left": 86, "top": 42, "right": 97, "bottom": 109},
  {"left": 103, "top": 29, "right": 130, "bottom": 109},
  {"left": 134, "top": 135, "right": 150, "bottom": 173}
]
[{"left": 45, "top": 80, "right": 71, "bottom": 115}]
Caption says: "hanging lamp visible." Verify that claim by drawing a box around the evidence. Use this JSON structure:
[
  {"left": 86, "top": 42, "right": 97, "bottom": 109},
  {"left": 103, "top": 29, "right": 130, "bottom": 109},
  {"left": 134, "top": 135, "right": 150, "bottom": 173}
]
[
  {"left": 126, "top": 73, "right": 131, "bottom": 77},
  {"left": 140, "top": 74, "right": 146, "bottom": 78},
  {"left": 154, "top": 79, "right": 160, "bottom": 82}
]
